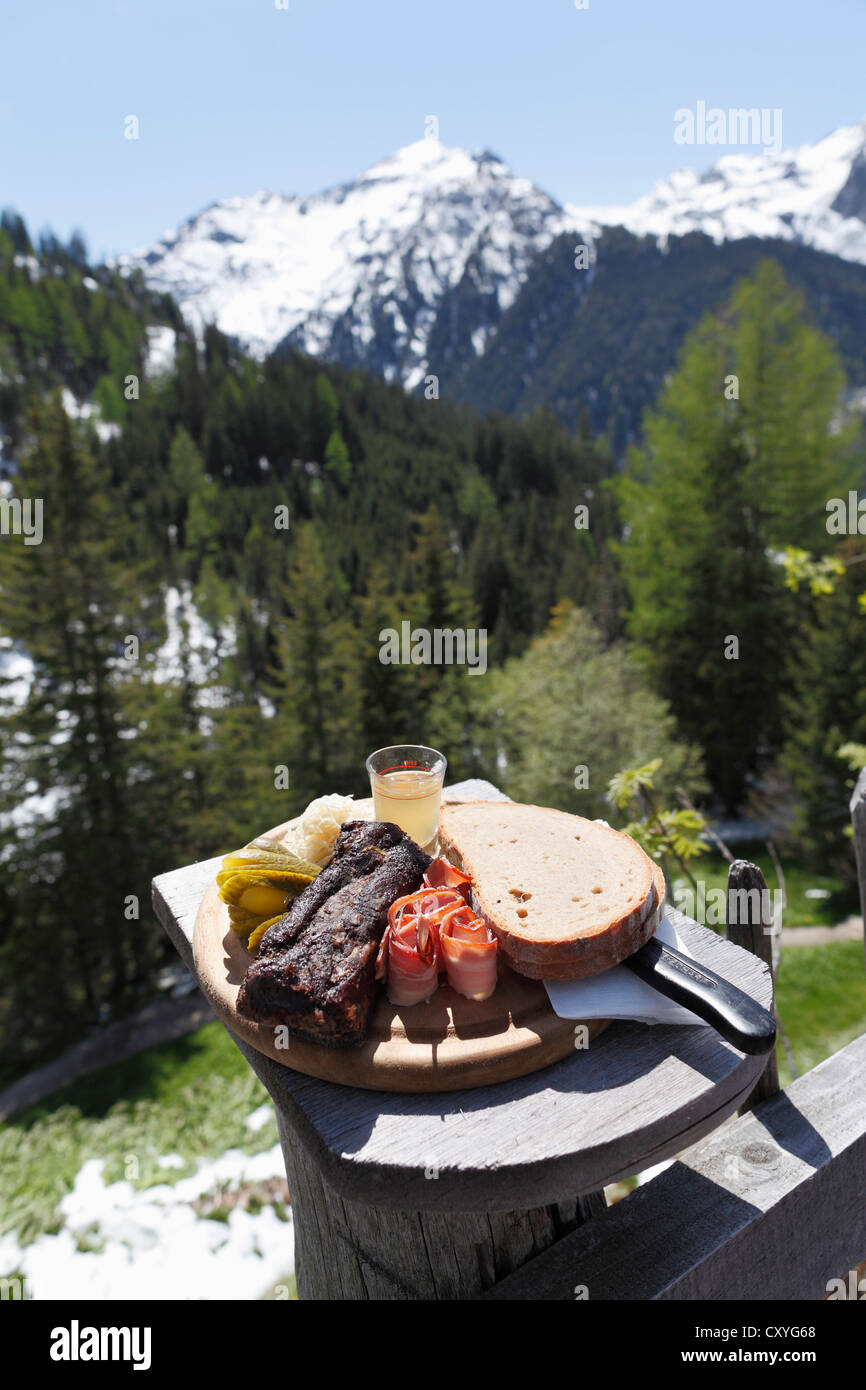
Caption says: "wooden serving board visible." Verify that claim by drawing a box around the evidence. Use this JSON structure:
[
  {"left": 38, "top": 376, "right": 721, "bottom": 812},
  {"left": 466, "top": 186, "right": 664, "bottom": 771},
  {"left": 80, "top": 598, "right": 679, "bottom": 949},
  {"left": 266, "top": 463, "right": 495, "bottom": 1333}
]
[{"left": 192, "top": 801, "right": 609, "bottom": 1092}]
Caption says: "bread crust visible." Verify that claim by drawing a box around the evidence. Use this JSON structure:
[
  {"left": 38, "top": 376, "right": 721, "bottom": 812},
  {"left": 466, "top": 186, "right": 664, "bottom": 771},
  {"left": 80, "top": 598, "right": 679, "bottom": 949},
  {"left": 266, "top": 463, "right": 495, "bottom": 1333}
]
[
  {"left": 493, "top": 860, "right": 664, "bottom": 966},
  {"left": 498, "top": 899, "right": 665, "bottom": 980},
  {"left": 439, "top": 801, "right": 663, "bottom": 981}
]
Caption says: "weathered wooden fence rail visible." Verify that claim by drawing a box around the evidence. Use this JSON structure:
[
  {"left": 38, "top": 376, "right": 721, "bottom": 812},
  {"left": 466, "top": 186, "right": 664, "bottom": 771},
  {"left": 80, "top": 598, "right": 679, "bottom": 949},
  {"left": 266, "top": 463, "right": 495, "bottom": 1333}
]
[
  {"left": 483, "top": 1028, "right": 866, "bottom": 1300},
  {"left": 850, "top": 769, "right": 866, "bottom": 968}
]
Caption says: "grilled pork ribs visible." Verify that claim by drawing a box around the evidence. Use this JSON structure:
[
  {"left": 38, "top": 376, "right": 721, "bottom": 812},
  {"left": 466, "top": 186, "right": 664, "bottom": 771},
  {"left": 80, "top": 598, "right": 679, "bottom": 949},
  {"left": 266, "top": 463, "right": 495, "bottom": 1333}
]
[{"left": 236, "top": 820, "right": 431, "bottom": 1045}]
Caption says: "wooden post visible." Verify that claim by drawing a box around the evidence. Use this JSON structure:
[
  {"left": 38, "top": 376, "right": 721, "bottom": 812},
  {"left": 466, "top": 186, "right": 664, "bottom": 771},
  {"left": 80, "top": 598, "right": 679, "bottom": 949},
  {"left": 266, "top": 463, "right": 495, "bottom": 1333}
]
[
  {"left": 726, "top": 859, "right": 780, "bottom": 1108},
  {"left": 849, "top": 769, "right": 866, "bottom": 970},
  {"left": 274, "top": 1107, "right": 605, "bottom": 1299}
]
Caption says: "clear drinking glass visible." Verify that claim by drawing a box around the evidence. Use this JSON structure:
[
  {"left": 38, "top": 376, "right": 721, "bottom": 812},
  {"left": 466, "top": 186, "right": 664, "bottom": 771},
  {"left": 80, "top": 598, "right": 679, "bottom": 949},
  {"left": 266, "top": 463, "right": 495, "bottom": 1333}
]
[{"left": 365, "top": 744, "right": 447, "bottom": 848}]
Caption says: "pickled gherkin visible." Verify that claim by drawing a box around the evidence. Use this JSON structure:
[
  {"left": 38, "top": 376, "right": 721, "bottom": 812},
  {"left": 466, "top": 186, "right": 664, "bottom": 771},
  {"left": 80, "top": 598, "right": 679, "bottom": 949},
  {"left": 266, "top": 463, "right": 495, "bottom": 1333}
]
[
  {"left": 226, "top": 880, "right": 289, "bottom": 919},
  {"left": 220, "top": 870, "right": 315, "bottom": 917},
  {"left": 228, "top": 905, "right": 265, "bottom": 935},
  {"left": 247, "top": 914, "right": 283, "bottom": 956},
  {"left": 218, "top": 837, "right": 320, "bottom": 883},
  {"left": 218, "top": 834, "right": 320, "bottom": 944}
]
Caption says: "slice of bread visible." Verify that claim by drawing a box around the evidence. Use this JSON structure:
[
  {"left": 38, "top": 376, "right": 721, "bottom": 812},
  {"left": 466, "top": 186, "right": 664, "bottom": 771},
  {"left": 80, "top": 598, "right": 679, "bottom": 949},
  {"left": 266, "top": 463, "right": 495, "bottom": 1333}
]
[
  {"left": 498, "top": 899, "right": 665, "bottom": 980},
  {"left": 498, "top": 859, "right": 665, "bottom": 968},
  {"left": 438, "top": 800, "right": 661, "bottom": 980}
]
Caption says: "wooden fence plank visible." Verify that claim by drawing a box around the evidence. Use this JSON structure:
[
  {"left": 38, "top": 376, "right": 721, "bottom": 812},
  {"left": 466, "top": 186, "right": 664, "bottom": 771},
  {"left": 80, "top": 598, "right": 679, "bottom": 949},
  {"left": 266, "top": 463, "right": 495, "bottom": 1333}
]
[
  {"left": 726, "top": 859, "right": 780, "bottom": 1108},
  {"left": 849, "top": 769, "right": 866, "bottom": 969},
  {"left": 483, "top": 1029, "right": 866, "bottom": 1300}
]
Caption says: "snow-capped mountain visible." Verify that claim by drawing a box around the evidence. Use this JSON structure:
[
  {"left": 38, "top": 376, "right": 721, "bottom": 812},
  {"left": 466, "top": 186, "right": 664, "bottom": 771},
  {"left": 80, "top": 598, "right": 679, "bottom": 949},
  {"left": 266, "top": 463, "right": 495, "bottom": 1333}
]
[
  {"left": 574, "top": 119, "right": 866, "bottom": 265},
  {"left": 125, "top": 120, "right": 866, "bottom": 389},
  {"left": 123, "top": 140, "right": 571, "bottom": 388}
]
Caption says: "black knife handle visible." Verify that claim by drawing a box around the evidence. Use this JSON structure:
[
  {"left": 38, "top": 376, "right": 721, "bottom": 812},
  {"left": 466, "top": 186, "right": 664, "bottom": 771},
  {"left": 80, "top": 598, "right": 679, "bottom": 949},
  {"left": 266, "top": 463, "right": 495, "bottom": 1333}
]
[{"left": 625, "top": 937, "right": 776, "bottom": 1055}]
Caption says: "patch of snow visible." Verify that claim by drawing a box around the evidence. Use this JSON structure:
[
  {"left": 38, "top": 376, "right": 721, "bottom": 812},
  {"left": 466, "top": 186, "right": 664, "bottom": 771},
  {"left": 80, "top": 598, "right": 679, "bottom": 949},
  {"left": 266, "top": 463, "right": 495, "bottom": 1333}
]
[
  {"left": 245, "top": 1105, "right": 274, "bottom": 1133},
  {"left": 155, "top": 586, "right": 237, "bottom": 693},
  {"left": 0, "top": 1145, "right": 293, "bottom": 1301},
  {"left": 13, "top": 253, "right": 41, "bottom": 279},
  {"left": 144, "top": 325, "right": 177, "bottom": 378},
  {"left": 60, "top": 389, "right": 121, "bottom": 442},
  {"left": 470, "top": 327, "right": 488, "bottom": 356},
  {"left": 0, "top": 638, "right": 34, "bottom": 709}
]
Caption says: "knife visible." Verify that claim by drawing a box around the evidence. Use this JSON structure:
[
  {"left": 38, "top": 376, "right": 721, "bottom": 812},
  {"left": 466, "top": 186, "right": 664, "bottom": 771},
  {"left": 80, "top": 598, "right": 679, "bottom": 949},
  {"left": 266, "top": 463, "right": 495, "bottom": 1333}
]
[{"left": 623, "top": 935, "right": 777, "bottom": 1055}]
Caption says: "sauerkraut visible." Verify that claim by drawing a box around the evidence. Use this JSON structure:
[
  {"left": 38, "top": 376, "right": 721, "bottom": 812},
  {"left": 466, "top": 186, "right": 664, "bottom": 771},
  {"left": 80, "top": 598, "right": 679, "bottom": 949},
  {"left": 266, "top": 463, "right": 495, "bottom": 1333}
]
[{"left": 280, "top": 793, "right": 372, "bottom": 867}]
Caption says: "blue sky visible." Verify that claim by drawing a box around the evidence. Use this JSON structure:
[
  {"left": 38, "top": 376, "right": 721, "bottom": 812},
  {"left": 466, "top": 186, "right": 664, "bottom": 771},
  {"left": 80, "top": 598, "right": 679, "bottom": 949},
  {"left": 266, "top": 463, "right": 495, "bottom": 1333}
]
[{"left": 3, "top": 0, "right": 865, "bottom": 260}]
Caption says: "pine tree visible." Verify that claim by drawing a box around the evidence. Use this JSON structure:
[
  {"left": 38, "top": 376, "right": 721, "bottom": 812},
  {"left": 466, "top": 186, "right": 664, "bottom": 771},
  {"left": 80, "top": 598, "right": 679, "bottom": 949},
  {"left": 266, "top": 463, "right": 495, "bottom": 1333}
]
[
  {"left": 324, "top": 428, "right": 352, "bottom": 485},
  {"left": 402, "top": 507, "right": 486, "bottom": 776},
  {"left": 617, "top": 261, "right": 858, "bottom": 810},
  {"left": 267, "top": 523, "right": 363, "bottom": 804},
  {"left": 781, "top": 542, "right": 866, "bottom": 869},
  {"left": 355, "top": 561, "right": 419, "bottom": 752},
  {"left": 0, "top": 399, "right": 173, "bottom": 1074}
]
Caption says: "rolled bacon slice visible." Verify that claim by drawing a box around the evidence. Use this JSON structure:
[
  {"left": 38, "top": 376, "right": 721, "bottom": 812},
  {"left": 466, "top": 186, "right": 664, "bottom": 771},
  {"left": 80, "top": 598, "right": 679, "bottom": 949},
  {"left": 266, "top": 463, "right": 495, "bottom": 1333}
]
[
  {"left": 438, "top": 903, "right": 498, "bottom": 1001},
  {"left": 423, "top": 858, "right": 472, "bottom": 904},
  {"left": 376, "top": 888, "right": 463, "bottom": 1006}
]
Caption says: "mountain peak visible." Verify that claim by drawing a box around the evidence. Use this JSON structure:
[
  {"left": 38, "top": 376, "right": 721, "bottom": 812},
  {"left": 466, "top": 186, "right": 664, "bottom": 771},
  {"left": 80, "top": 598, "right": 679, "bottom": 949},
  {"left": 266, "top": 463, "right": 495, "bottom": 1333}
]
[
  {"left": 126, "top": 117, "right": 866, "bottom": 388},
  {"left": 126, "top": 136, "right": 569, "bottom": 376},
  {"left": 568, "top": 116, "right": 866, "bottom": 263},
  {"left": 358, "top": 138, "right": 481, "bottom": 185}
]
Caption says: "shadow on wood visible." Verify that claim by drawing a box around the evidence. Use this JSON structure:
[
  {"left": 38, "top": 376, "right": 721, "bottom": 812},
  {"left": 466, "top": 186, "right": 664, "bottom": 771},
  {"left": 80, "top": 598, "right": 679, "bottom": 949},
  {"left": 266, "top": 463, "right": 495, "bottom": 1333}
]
[{"left": 482, "top": 1030, "right": 866, "bottom": 1301}]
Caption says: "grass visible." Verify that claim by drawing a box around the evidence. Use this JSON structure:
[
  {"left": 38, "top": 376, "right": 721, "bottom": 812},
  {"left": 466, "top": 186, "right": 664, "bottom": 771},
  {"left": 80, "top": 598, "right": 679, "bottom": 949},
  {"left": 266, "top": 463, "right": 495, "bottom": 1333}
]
[
  {"left": 0, "top": 1022, "right": 277, "bottom": 1246},
  {"left": 774, "top": 939, "right": 866, "bottom": 1084},
  {"left": 672, "top": 840, "right": 858, "bottom": 928},
  {"left": 15, "top": 1017, "right": 262, "bottom": 1118}
]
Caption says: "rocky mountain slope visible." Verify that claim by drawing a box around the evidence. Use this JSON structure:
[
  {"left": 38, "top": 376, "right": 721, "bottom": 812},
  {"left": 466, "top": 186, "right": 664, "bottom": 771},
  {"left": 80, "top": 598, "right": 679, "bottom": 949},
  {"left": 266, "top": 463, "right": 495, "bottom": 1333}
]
[
  {"left": 124, "top": 119, "right": 866, "bottom": 427},
  {"left": 123, "top": 140, "right": 572, "bottom": 388}
]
